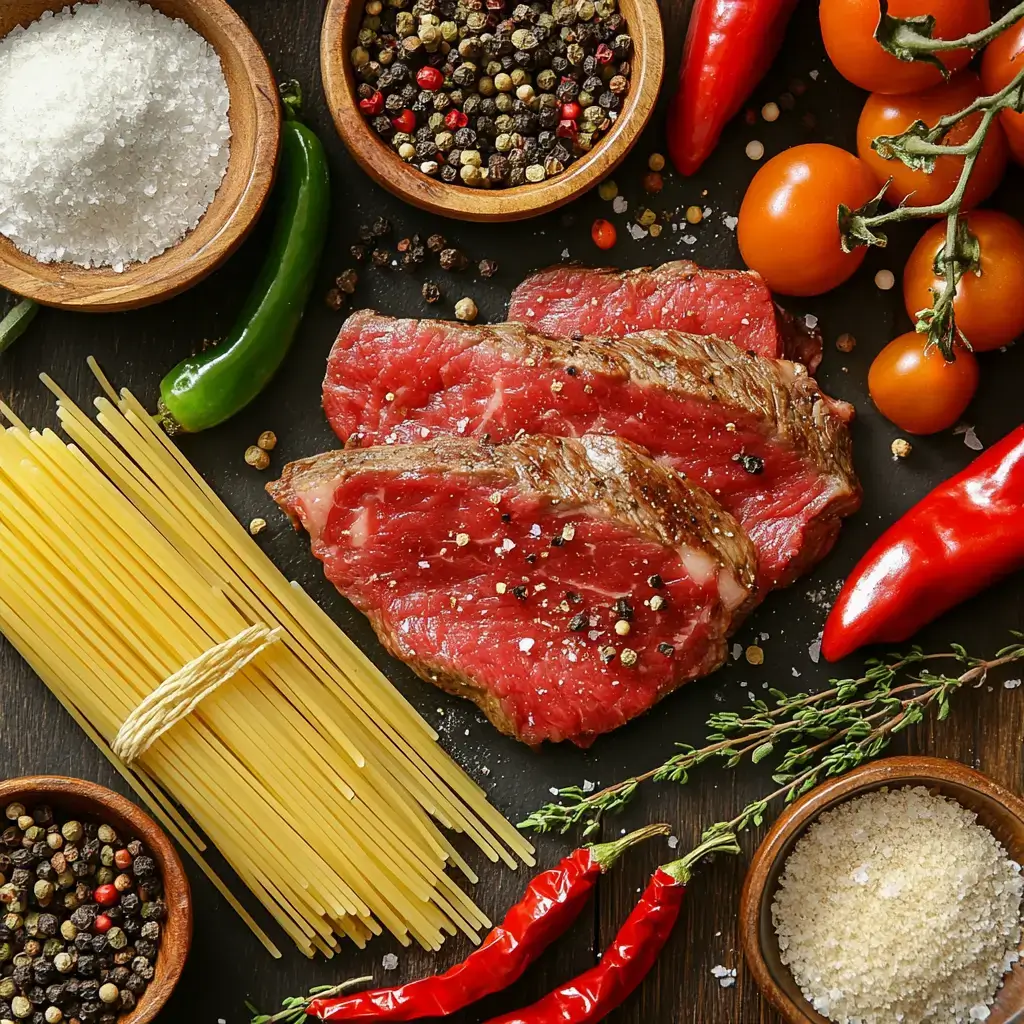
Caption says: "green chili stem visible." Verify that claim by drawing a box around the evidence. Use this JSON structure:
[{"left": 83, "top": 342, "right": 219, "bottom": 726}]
[
  {"left": 885, "top": 0, "right": 1024, "bottom": 54},
  {"left": 661, "top": 830, "right": 742, "bottom": 885}
]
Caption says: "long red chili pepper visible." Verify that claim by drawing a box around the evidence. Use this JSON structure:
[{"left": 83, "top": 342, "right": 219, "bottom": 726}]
[
  {"left": 668, "top": 0, "right": 801, "bottom": 176},
  {"left": 308, "top": 824, "right": 669, "bottom": 1021},
  {"left": 482, "top": 831, "right": 741, "bottom": 1024},
  {"left": 823, "top": 424, "right": 1024, "bottom": 662}
]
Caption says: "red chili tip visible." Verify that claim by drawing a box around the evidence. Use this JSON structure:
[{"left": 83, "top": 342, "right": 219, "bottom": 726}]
[
  {"left": 391, "top": 109, "right": 417, "bottom": 134},
  {"left": 416, "top": 66, "right": 444, "bottom": 91},
  {"left": 94, "top": 914, "right": 113, "bottom": 935},
  {"left": 94, "top": 884, "right": 118, "bottom": 907},
  {"left": 561, "top": 101, "right": 581, "bottom": 121},
  {"left": 445, "top": 108, "right": 469, "bottom": 129},
  {"left": 595, "top": 43, "right": 614, "bottom": 64},
  {"left": 358, "top": 91, "right": 384, "bottom": 116},
  {"left": 556, "top": 118, "right": 578, "bottom": 139}
]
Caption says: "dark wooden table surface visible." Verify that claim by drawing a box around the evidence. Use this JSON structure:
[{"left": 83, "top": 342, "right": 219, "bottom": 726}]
[{"left": 1, "top": 1, "right": 1023, "bottom": 1022}]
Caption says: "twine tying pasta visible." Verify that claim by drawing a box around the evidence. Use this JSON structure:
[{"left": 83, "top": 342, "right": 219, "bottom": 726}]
[{"left": 113, "top": 624, "right": 282, "bottom": 764}]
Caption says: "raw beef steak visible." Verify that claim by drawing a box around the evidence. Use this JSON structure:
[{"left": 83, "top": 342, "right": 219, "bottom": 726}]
[
  {"left": 268, "top": 434, "right": 758, "bottom": 746},
  {"left": 508, "top": 261, "right": 824, "bottom": 371},
  {"left": 323, "top": 312, "right": 859, "bottom": 589}
]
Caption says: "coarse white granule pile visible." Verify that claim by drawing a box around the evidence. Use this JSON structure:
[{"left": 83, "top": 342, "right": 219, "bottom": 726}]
[
  {"left": 772, "top": 786, "right": 1024, "bottom": 1024},
  {"left": 0, "top": 0, "right": 231, "bottom": 271}
]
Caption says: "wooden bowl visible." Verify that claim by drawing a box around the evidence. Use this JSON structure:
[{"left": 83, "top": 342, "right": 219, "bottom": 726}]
[
  {"left": 740, "top": 757, "right": 1024, "bottom": 1024},
  {"left": 0, "top": 0, "right": 281, "bottom": 312},
  {"left": 0, "top": 776, "right": 192, "bottom": 1024},
  {"left": 320, "top": 0, "right": 664, "bottom": 221}
]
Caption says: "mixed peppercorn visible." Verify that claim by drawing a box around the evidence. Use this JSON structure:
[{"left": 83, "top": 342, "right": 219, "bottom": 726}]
[
  {"left": 0, "top": 804, "right": 164, "bottom": 1024},
  {"left": 349, "top": 0, "right": 634, "bottom": 188}
]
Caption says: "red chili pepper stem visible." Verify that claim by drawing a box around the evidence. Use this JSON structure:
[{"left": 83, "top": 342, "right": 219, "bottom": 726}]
[
  {"left": 588, "top": 822, "right": 671, "bottom": 869},
  {"left": 659, "top": 829, "right": 742, "bottom": 884}
]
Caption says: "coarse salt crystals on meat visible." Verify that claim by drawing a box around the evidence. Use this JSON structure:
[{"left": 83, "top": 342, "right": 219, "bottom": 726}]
[
  {"left": 772, "top": 786, "right": 1024, "bottom": 1024},
  {"left": 0, "top": 0, "right": 231, "bottom": 270}
]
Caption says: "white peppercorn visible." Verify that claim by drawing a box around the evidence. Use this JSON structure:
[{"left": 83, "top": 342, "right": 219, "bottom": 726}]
[
  {"left": 525, "top": 163, "right": 546, "bottom": 182},
  {"left": 454, "top": 297, "right": 478, "bottom": 322},
  {"left": 398, "top": 142, "right": 416, "bottom": 160}
]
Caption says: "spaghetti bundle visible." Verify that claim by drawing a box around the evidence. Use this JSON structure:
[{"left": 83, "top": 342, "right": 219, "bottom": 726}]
[{"left": 0, "top": 365, "right": 533, "bottom": 958}]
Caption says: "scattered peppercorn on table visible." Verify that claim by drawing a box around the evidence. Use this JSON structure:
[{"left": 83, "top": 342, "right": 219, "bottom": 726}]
[{"left": 0, "top": 0, "right": 1023, "bottom": 1022}]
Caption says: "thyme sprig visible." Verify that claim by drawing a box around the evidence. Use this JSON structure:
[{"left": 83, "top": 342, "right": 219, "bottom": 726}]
[
  {"left": 248, "top": 978, "right": 373, "bottom": 1024},
  {"left": 519, "top": 639, "right": 1024, "bottom": 838}
]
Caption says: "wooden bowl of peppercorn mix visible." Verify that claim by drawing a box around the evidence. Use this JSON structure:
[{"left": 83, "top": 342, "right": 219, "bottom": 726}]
[
  {"left": 0, "top": 776, "right": 192, "bottom": 1024},
  {"left": 739, "top": 757, "right": 1024, "bottom": 1024},
  {"left": 320, "top": 0, "right": 664, "bottom": 221}
]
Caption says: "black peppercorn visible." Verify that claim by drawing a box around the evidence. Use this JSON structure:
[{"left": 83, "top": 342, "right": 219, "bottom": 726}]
[
  {"left": 478, "top": 258, "right": 499, "bottom": 278},
  {"left": 118, "top": 894, "right": 139, "bottom": 916},
  {"left": 76, "top": 955, "right": 97, "bottom": 978},
  {"left": 140, "top": 901, "right": 165, "bottom": 923},
  {"left": 73, "top": 933, "right": 92, "bottom": 953},
  {"left": 439, "top": 248, "right": 469, "bottom": 271},
  {"left": 370, "top": 249, "right": 392, "bottom": 269},
  {"left": 371, "top": 114, "right": 393, "bottom": 136},
  {"left": 426, "top": 233, "right": 447, "bottom": 253},
  {"left": 441, "top": 163, "right": 459, "bottom": 183},
  {"left": 125, "top": 974, "right": 146, "bottom": 996},
  {"left": 597, "top": 89, "right": 620, "bottom": 110},
  {"left": 421, "top": 281, "right": 442, "bottom": 304}
]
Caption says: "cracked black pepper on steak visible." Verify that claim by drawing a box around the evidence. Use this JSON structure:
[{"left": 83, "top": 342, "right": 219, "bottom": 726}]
[
  {"left": 0, "top": 803, "right": 164, "bottom": 1024},
  {"left": 349, "top": 0, "right": 633, "bottom": 188}
]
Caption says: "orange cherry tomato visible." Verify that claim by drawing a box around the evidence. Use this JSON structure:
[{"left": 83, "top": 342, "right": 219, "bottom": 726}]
[
  {"left": 981, "top": 18, "right": 1024, "bottom": 167},
  {"left": 820, "top": 0, "right": 990, "bottom": 95},
  {"left": 856, "top": 72, "right": 1010, "bottom": 210},
  {"left": 904, "top": 211, "right": 1024, "bottom": 353},
  {"left": 868, "top": 332, "right": 979, "bottom": 434},
  {"left": 737, "top": 144, "right": 879, "bottom": 297},
  {"left": 591, "top": 218, "right": 617, "bottom": 249}
]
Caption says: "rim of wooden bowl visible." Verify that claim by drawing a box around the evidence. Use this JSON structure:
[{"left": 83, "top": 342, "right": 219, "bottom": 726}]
[
  {"left": 0, "top": 776, "right": 192, "bottom": 1024},
  {"left": 320, "top": 0, "right": 664, "bottom": 222},
  {"left": 739, "top": 756, "right": 1024, "bottom": 1024},
  {"left": 0, "top": 0, "right": 281, "bottom": 312}
]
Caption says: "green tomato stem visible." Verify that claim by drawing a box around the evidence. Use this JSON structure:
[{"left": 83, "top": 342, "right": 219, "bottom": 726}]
[{"left": 883, "top": 0, "right": 1024, "bottom": 55}]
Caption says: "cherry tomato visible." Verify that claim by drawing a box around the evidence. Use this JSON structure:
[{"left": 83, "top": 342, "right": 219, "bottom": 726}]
[
  {"left": 981, "top": 18, "right": 1024, "bottom": 167},
  {"left": 591, "top": 219, "right": 617, "bottom": 249},
  {"left": 904, "top": 211, "right": 1024, "bottom": 353},
  {"left": 737, "top": 144, "right": 879, "bottom": 297},
  {"left": 856, "top": 73, "right": 1009, "bottom": 210},
  {"left": 868, "top": 331, "right": 979, "bottom": 434},
  {"left": 820, "top": 0, "right": 990, "bottom": 94}
]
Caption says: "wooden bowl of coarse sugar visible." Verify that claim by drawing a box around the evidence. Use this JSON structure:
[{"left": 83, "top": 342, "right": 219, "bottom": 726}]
[
  {"left": 320, "top": 0, "right": 664, "bottom": 222},
  {"left": 0, "top": 0, "right": 280, "bottom": 312},
  {"left": 0, "top": 776, "right": 192, "bottom": 1024},
  {"left": 740, "top": 756, "right": 1024, "bottom": 1024}
]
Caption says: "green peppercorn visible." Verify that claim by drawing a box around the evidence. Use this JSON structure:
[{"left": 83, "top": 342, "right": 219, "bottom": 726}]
[
  {"left": 0, "top": 943, "right": 11, "bottom": 964},
  {"left": 495, "top": 92, "right": 514, "bottom": 112},
  {"left": 60, "top": 920, "right": 76, "bottom": 941},
  {"left": 478, "top": 75, "right": 496, "bottom": 97},
  {"left": 60, "top": 822, "right": 82, "bottom": 844},
  {"left": 434, "top": 131, "right": 454, "bottom": 150},
  {"left": 396, "top": 10, "right": 415, "bottom": 34},
  {"left": 419, "top": 23, "right": 441, "bottom": 49},
  {"left": 96, "top": 867, "right": 114, "bottom": 886},
  {"left": 100, "top": 846, "right": 115, "bottom": 868},
  {"left": 536, "top": 68, "right": 557, "bottom": 91},
  {"left": 525, "top": 163, "right": 546, "bottom": 182},
  {"left": 440, "top": 20, "right": 459, "bottom": 41}
]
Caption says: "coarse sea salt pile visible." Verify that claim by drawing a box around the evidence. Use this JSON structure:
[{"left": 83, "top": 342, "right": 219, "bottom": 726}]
[
  {"left": 772, "top": 786, "right": 1024, "bottom": 1024},
  {"left": 0, "top": 0, "right": 231, "bottom": 271}
]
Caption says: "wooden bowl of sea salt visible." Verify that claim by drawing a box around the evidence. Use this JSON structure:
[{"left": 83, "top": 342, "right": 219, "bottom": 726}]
[
  {"left": 0, "top": 0, "right": 280, "bottom": 311},
  {"left": 740, "top": 757, "right": 1024, "bottom": 1024}
]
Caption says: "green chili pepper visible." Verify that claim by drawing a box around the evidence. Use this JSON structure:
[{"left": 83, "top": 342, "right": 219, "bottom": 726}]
[
  {"left": 0, "top": 298, "right": 39, "bottom": 354},
  {"left": 158, "top": 82, "right": 330, "bottom": 434}
]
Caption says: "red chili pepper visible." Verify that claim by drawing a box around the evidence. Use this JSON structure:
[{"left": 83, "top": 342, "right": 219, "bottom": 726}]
[
  {"left": 358, "top": 91, "right": 384, "bottom": 117},
  {"left": 667, "top": 0, "right": 800, "bottom": 175},
  {"left": 823, "top": 424, "right": 1024, "bottom": 662},
  {"left": 556, "top": 118, "right": 578, "bottom": 139},
  {"left": 391, "top": 109, "right": 417, "bottom": 134},
  {"left": 416, "top": 66, "right": 444, "bottom": 91},
  {"left": 560, "top": 101, "right": 581, "bottom": 121},
  {"left": 309, "top": 825, "right": 668, "bottom": 1021},
  {"left": 481, "top": 832, "right": 739, "bottom": 1024},
  {"left": 445, "top": 109, "right": 469, "bottom": 130}
]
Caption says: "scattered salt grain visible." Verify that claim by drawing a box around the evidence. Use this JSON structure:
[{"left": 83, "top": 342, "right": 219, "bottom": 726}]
[
  {"left": 711, "top": 965, "right": 737, "bottom": 988},
  {"left": 961, "top": 424, "right": 984, "bottom": 451},
  {"left": 1004, "top": 678, "right": 1022, "bottom": 690},
  {"left": 746, "top": 140, "right": 765, "bottom": 161},
  {"left": 808, "top": 635, "right": 822, "bottom": 664},
  {"left": 732, "top": 643, "right": 743, "bottom": 661},
  {"left": 772, "top": 786, "right": 1024, "bottom": 1024},
  {"left": 627, "top": 223, "right": 648, "bottom": 240},
  {"left": 519, "top": 638, "right": 535, "bottom": 653},
  {"left": 723, "top": 214, "right": 738, "bottom": 231},
  {"left": 667, "top": 835, "right": 679, "bottom": 849},
  {"left": 0, "top": 0, "right": 231, "bottom": 269},
  {"left": 582, "top": 779, "right": 595, "bottom": 793},
  {"left": 382, "top": 953, "right": 399, "bottom": 971},
  {"left": 612, "top": 195, "right": 628, "bottom": 214}
]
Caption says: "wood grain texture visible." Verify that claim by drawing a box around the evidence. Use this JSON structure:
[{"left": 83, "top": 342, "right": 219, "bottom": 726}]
[
  {"left": 0, "top": 776, "right": 192, "bottom": 1024},
  {"left": 320, "top": 0, "right": 664, "bottom": 220},
  {"left": 0, "top": 0, "right": 1022, "bottom": 1022},
  {"left": 0, "top": 0, "right": 281, "bottom": 311},
  {"left": 740, "top": 757, "right": 1024, "bottom": 1024}
]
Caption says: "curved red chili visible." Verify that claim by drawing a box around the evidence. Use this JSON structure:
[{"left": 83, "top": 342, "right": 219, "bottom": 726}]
[
  {"left": 668, "top": 0, "right": 800, "bottom": 176},
  {"left": 823, "top": 424, "right": 1024, "bottom": 662},
  {"left": 309, "top": 825, "right": 668, "bottom": 1021}
]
